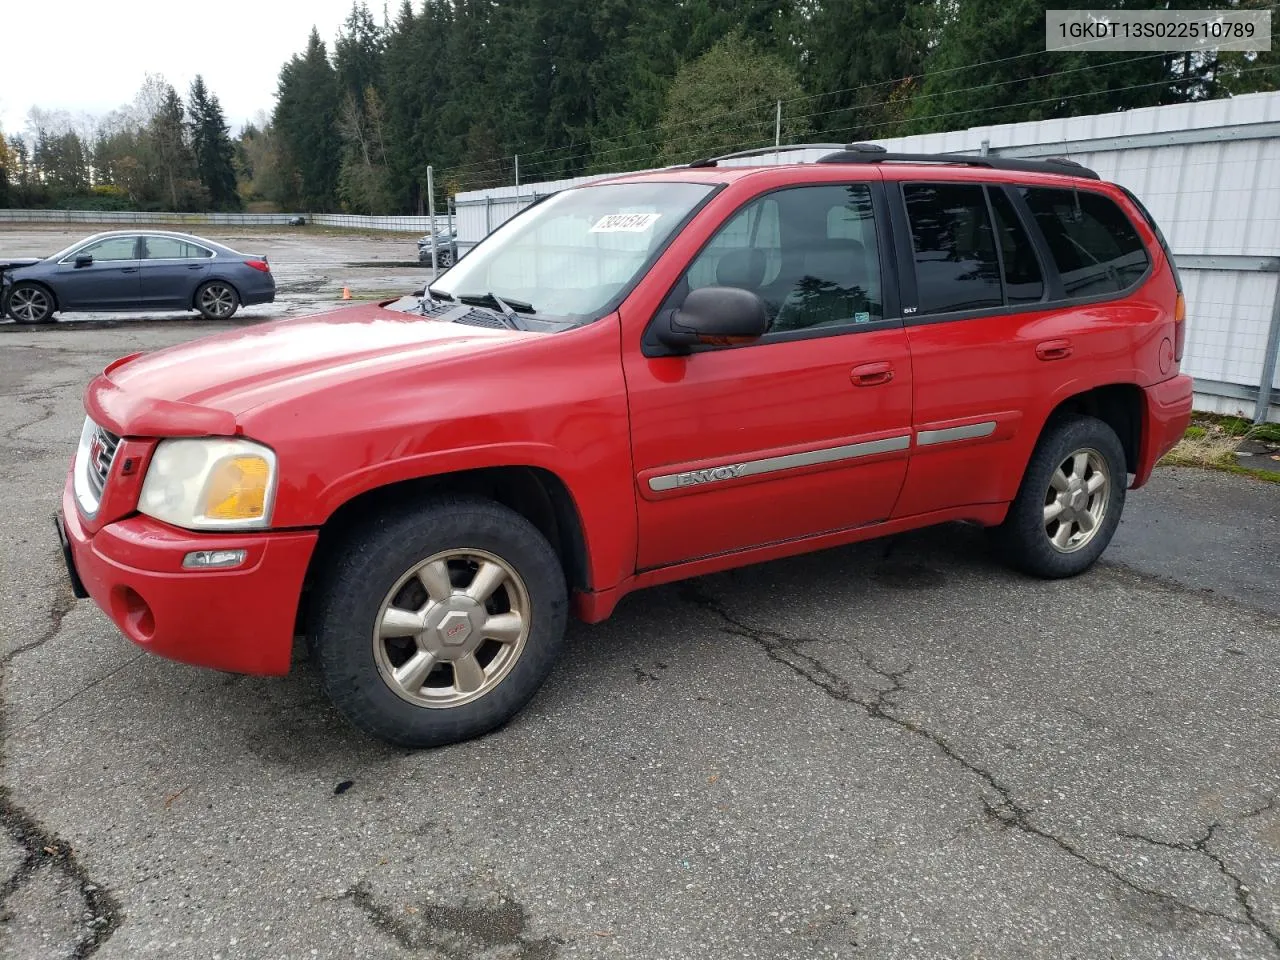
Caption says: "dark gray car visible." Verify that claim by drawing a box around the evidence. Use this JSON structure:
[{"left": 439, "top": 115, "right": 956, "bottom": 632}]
[{"left": 1, "top": 230, "right": 276, "bottom": 324}]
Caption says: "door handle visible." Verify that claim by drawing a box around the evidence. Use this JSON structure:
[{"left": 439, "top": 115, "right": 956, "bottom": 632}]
[
  {"left": 851, "top": 361, "right": 894, "bottom": 387},
  {"left": 120, "top": 267, "right": 139, "bottom": 274},
  {"left": 188, "top": 264, "right": 204, "bottom": 270},
  {"left": 1036, "top": 339, "right": 1072, "bottom": 361}
]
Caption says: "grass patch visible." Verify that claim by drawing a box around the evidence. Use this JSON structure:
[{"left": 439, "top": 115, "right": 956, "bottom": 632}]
[
  {"left": 1160, "top": 416, "right": 1280, "bottom": 483},
  {"left": 1160, "top": 425, "right": 1240, "bottom": 469}
]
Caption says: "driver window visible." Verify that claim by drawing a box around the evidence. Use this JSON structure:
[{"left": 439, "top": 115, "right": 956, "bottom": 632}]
[
  {"left": 682, "top": 184, "right": 883, "bottom": 335},
  {"left": 74, "top": 236, "right": 138, "bottom": 261}
]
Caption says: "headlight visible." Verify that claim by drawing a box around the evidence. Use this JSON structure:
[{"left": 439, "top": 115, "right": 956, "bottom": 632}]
[{"left": 138, "top": 438, "right": 278, "bottom": 531}]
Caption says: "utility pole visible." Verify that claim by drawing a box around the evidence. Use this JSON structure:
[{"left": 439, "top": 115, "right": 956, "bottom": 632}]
[
  {"left": 775, "top": 100, "right": 782, "bottom": 150},
  {"left": 426, "top": 165, "right": 438, "bottom": 281},
  {"left": 514, "top": 154, "right": 520, "bottom": 188}
]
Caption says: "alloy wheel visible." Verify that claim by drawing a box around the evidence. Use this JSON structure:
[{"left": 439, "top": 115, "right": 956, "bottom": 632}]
[
  {"left": 9, "top": 287, "right": 50, "bottom": 323},
  {"left": 1042, "top": 447, "right": 1111, "bottom": 553},
  {"left": 372, "top": 548, "right": 531, "bottom": 708},
  {"left": 199, "top": 283, "right": 236, "bottom": 319}
]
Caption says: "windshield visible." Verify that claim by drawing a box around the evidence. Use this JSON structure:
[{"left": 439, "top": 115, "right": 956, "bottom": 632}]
[{"left": 427, "top": 181, "right": 715, "bottom": 322}]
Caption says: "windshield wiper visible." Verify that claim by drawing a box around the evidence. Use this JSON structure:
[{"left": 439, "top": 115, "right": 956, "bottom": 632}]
[
  {"left": 457, "top": 291, "right": 535, "bottom": 315},
  {"left": 427, "top": 286, "right": 455, "bottom": 301}
]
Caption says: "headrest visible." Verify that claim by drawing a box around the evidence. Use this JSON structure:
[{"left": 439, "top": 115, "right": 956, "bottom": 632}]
[{"left": 715, "top": 248, "right": 768, "bottom": 289}]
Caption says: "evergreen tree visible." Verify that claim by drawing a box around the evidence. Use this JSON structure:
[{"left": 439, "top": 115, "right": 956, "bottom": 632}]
[
  {"left": 802, "top": 0, "right": 929, "bottom": 142},
  {"left": 274, "top": 28, "right": 342, "bottom": 210},
  {"left": 189, "top": 75, "right": 242, "bottom": 210},
  {"left": 147, "top": 84, "right": 197, "bottom": 209},
  {"left": 335, "top": 2, "right": 385, "bottom": 103}
]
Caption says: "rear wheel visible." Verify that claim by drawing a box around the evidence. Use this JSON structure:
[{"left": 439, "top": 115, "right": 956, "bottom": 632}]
[
  {"left": 993, "top": 415, "right": 1126, "bottom": 578},
  {"left": 6, "top": 282, "right": 55, "bottom": 324},
  {"left": 311, "top": 496, "right": 568, "bottom": 748},
  {"left": 195, "top": 280, "right": 239, "bottom": 320}
]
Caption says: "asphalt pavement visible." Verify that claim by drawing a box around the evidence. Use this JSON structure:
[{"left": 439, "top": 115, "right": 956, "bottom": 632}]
[{"left": 0, "top": 313, "right": 1277, "bottom": 959}]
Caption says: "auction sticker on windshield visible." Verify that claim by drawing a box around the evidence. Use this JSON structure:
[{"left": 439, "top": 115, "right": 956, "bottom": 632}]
[{"left": 590, "top": 213, "right": 662, "bottom": 233}]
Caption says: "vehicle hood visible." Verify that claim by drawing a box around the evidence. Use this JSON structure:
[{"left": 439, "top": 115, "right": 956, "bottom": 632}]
[
  {"left": 2, "top": 258, "right": 44, "bottom": 273},
  {"left": 90, "top": 302, "right": 532, "bottom": 435}
]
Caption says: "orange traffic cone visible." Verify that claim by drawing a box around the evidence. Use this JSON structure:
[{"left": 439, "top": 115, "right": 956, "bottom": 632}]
[{"left": 342, "top": 287, "right": 351, "bottom": 300}]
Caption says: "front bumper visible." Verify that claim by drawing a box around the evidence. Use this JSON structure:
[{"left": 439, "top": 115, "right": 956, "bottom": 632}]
[
  {"left": 1134, "top": 373, "right": 1195, "bottom": 488},
  {"left": 60, "top": 476, "right": 317, "bottom": 675}
]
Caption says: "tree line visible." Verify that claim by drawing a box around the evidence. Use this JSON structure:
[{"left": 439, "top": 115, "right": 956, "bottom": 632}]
[
  {"left": 2, "top": 0, "right": 1276, "bottom": 214},
  {"left": 1, "top": 74, "right": 241, "bottom": 212}
]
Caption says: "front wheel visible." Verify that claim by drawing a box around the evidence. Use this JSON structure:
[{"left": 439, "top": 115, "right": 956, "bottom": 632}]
[
  {"left": 993, "top": 415, "right": 1127, "bottom": 578},
  {"left": 311, "top": 496, "right": 568, "bottom": 748},
  {"left": 6, "top": 282, "right": 55, "bottom": 324},
  {"left": 195, "top": 280, "right": 239, "bottom": 320}
]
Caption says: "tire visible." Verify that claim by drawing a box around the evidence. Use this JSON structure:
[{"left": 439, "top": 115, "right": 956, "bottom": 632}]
[
  {"left": 310, "top": 495, "right": 568, "bottom": 748},
  {"left": 992, "top": 415, "right": 1127, "bottom": 579},
  {"left": 195, "top": 280, "right": 240, "bottom": 320},
  {"left": 6, "top": 282, "right": 55, "bottom": 324}
]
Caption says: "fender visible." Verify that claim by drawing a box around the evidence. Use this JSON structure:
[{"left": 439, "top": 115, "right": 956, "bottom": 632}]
[
  {"left": 1002, "top": 368, "right": 1148, "bottom": 500},
  {"left": 305, "top": 441, "right": 638, "bottom": 597}
]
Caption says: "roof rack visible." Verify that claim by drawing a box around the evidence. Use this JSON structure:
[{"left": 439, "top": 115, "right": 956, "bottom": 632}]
[
  {"left": 687, "top": 143, "right": 846, "bottom": 168},
  {"left": 816, "top": 142, "right": 1100, "bottom": 179}
]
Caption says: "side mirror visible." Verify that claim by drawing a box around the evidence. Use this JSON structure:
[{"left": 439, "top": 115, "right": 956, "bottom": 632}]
[
  {"left": 657, "top": 286, "right": 769, "bottom": 351},
  {"left": 74, "top": 254, "right": 93, "bottom": 268}
]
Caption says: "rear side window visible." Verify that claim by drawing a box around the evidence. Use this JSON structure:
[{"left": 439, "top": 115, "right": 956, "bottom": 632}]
[
  {"left": 142, "top": 237, "right": 214, "bottom": 259},
  {"left": 990, "top": 189, "right": 1044, "bottom": 304},
  {"left": 1020, "top": 187, "right": 1149, "bottom": 298},
  {"left": 903, "top": 183, "right": 1002, "bottom": 314}
]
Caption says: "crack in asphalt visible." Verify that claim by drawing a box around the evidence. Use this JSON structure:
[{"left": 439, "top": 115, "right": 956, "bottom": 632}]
[
  {"left": 343, "top": 882, "right": 559, "bottom": 958},
  {"left": 678, "top": 583, "right": 1280, "bottom": 954},
  {"left": 0, "top": 787, "right": 122, "bottom": 959},
  {"left": 2, "top": 580, "right": 75, "bottom": 667},
  {"left": 0, "top": 535, "right": 122, "bottom": 955},
  {"left": 1119, "top": 798, "right": 1280, "bottom": 953}
]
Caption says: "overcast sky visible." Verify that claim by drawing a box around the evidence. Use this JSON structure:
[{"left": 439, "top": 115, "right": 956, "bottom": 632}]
[{"left": 0, "top": 0, "right": 365, "bottom": 137}]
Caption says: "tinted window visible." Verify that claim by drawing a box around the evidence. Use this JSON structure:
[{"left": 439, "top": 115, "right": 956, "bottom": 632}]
[
  {"left": 990, "top": 189, "right": 1044, "bottom": 304},
  {"left": 76, "top": 236, "right": 137, "bottom": 261},
  {"left": 142, "top": 237, "right": 213, "bottom": 259},
  {"left": 903, "top": 184, "right": 1001, "bottom": 314},
  {"left": 1020, "top": 187, "right": 1149, "bottom": 298},
  {"left": 684, "top": 184, "right": 883, "bottom": 334}
]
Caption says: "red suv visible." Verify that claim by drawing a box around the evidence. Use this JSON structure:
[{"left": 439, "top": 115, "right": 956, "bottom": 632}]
[{"left": 56, "top": 145, "right": 1193, "bottom": 747}]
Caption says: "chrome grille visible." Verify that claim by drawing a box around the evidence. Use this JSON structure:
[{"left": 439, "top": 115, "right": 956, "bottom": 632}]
[{"left": 86, "top": 426, "right": 120, "bottom": 499}]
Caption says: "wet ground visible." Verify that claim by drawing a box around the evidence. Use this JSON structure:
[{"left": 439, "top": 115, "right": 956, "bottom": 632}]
[
  {"left": 0, "top": 271, "right": 1277, "bottom": 959},
  {"left": 0, "top": 224, "right": 430, "bottom": 327}
]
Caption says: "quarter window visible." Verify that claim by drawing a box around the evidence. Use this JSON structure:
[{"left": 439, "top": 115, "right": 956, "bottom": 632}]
[
  {"left": 74, "top": 236, "right": 138, "bottom": 262},
  {"left": 903, "top": 183, "right": 1002, "bottom": 314},
  {"left": 142, "top": 237, "right": 213, "bottom": 259},
  {"left": 683, "top": 184, "right": 884, "bottom": 334},
  {"left": 1020, "top": 187, "right": 1149, "bottom": 297}
]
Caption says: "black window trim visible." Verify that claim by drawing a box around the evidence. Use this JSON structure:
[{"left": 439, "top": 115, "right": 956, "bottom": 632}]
[
  {"left": 890, "top": 179, "right": 1155, "bottom": 328},
  {"left": 60, "top": 234, "right": 142, "bottom": 264},
  {"left": 641, "top": 179, "right": 902, "bottom": 357}
]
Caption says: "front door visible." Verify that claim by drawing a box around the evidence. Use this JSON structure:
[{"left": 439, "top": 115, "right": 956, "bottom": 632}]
[
  {"left": 139, "top": 235, "right": 213, "bottom": 307},
  {"left": 55, "top": 235, "right": 141, "bottom": 310},
  {"left": 622, "top": 181, "right": 914, "bottom": 570}
]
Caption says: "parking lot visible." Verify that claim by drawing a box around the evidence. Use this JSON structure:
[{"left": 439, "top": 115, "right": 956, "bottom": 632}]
[{"left": 0, "top": 227, "right": 1278, "bottom": 959}]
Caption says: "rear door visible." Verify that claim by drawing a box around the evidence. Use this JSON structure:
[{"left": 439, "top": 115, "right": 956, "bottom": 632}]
[
  {"left": 890, "top": 178, "right": 1152, "bottom": 518},
  {"left": 139, "top": 235, "right": 213, "bottom": 307},
  {"left": 622, "top": 179, "right": 914, "bottom": 570},
  {"left": 54, "top": 236, "right": 142, "bottom": 310}
]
